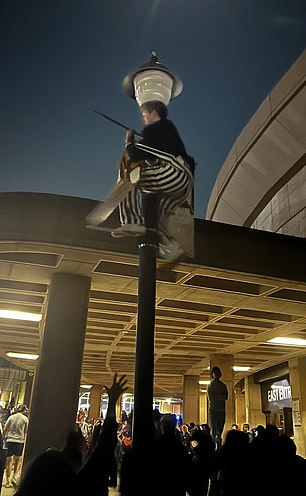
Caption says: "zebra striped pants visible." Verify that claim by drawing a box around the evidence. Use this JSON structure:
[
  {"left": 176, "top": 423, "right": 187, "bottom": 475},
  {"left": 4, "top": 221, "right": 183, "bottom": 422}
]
[{"left": 119, "top": 157, "right": 193, "bottom": 226}]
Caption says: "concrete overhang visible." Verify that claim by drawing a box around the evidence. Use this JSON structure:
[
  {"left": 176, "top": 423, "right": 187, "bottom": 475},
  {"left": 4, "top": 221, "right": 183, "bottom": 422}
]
[{"left": 0, "top": 192, "right": 305, "bottom": 396}]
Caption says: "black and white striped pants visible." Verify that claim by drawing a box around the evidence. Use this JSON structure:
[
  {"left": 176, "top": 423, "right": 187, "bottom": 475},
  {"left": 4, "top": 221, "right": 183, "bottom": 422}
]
[{"left": 119, "top": 156, "right": 193, "bottom": 226}]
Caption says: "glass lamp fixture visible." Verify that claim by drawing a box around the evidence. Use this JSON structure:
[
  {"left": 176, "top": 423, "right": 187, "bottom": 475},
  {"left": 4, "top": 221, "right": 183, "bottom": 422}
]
[
  {"left": 0, "top": 309, "right": 42, "bottom": 322},
  {"left": 134, "top": 70, "right": 173, "bottom": 106},
  {"left": 122, "top": 50, "right": 183, "bottom": 107},
  {"left": 6, "top": 352, "right": 39, "bottom": 360}
]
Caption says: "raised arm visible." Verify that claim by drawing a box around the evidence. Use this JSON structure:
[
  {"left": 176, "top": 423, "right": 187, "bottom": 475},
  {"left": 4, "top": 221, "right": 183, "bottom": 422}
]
[
  {"left": 104, "top": 373, "right": 128, "bottom": 419},
  {"left": 76, "top": 373, "right": 128, "bottom": 492}
]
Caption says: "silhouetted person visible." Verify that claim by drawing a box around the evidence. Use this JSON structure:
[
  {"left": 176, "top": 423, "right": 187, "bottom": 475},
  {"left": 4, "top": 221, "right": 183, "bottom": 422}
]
[
  {"left": 242, "top": 422, "right": 254, "bottom": 443},
  {"left": 188, "top": 427, "right": 215, "bottom": 496},
  {"left": 120, "top": 412, "right": 191, "bottom": 496},
  {"left": 207, "top": 366, "right": 228, "bottom": 450},
  {"left": 152, "top": 413, "right": 191, "bottom": 496},
  {"left": 0, "top": 423, "right": 5, "bottom": 488},
  {"left": 15, "top": 373, "right": 128, "bottom": 496},
  {"left": 249, "top": 427, "right": 306, "bottom": 496},
  {"left": 214, "top": 429, "right": 250, "bottom": 496},
  {"left": 276, "top": 435, "right": 306, "bottom": 494}
]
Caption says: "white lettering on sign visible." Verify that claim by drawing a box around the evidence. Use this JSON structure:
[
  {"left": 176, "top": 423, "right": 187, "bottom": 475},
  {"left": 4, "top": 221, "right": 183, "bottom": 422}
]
[{"left": 267, "top": 386, "right": 291, "bottom": 403}]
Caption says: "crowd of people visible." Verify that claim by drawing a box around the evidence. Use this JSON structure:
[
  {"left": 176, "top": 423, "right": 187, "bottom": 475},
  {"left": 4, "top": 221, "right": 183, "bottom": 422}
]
[
  {"left": 1, "top": 373, "right": 128, "bottom": 495},
  {"left": 117, "top": 413, "right": 306, "bottom": 495},
  {"left": 1, "top": 377, "right": 306, "bottom": 495}
]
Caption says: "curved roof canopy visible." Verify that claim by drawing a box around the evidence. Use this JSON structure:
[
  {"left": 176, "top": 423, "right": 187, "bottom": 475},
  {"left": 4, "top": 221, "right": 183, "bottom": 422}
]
[{"left": 0, "top": 192, "right": 305, "bottom": 396}]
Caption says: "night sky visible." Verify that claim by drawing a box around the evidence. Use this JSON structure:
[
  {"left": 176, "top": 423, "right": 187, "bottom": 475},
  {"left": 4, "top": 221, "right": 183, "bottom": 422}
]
[{"left": 1, "top": 0, "right": 305, "bottom": 218}]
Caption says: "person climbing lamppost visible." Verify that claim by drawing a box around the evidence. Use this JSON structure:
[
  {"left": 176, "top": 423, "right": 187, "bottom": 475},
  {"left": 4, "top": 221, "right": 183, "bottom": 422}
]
[{"left": 121, "top": 51, "right": 195, "bottom": 462}]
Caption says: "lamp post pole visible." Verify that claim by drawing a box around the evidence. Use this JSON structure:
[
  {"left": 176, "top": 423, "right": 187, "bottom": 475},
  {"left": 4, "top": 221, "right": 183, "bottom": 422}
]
[
  {"left": 132, "top": 194, "right": 158, "bottom": 458},
  {"left": 122, "top": 51, "right": 183, "bottom": 463}
]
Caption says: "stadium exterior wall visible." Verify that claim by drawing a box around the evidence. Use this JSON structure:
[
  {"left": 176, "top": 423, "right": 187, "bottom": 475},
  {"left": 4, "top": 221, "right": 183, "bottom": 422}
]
[{"left": 206, "top": 49, "right": 306, "bottom": 239}]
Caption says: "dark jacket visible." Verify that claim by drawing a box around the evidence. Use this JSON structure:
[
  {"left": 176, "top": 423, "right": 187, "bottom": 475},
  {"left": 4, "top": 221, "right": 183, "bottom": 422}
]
[
  {"left": 126, "top": 118, "right": 195, "bottom": 172},
  {"left": 207, "top": 379, "right": 228, "bottom": 412}
]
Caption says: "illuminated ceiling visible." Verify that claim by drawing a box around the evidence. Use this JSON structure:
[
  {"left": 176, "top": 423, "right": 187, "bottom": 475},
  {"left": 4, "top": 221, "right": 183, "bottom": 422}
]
[{"left": 0, "top": 193, "right": 305, "bottom": 397}]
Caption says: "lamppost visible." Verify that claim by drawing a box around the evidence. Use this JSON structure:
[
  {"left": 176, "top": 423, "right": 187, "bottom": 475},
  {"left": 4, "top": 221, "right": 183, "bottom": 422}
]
[{"left": 122, "top": 51, "right": 183, "bottom": 461}]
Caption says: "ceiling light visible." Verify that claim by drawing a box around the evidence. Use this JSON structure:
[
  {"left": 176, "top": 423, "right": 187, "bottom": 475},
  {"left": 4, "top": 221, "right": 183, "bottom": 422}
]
[
  {"left": 80, "top": 385, "right": 92, "bottom": 389},
  {"left": 200, "top": 389, "right": 207, "bottom": 393},
  {"left": 268, "top": 337, "right": 306, "bottom": 347},
  {"left": 0, "top": 309, "right": 42, "bottom": 322},
  {"left": 233, "top": 366, "right": 251, "bottom": 372},
  {"left": 6, "top": 352, "right": 39, "bottom": 360},
  {"left": 199, "top": 380, "right": 210, "bottom": 385}
]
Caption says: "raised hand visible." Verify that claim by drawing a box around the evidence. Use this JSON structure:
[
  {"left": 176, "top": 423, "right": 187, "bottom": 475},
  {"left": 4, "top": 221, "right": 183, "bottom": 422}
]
[{"left": 104, "top": 373, "right": 128, "bottom": 407}]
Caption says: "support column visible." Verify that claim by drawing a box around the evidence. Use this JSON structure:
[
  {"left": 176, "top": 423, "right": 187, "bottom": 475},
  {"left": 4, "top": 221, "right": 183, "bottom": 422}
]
[
  {"left": 115, "top": 394, "right": 123, "bottom": 422},
  {"left": 23, "top": 273, "right": 91, "bottom": 466},
  {"left": 235, "top": 388, "right": 246, "bottom": 427},
  {"left": 23, "top": 371, "right": 34, "bottom": 409},
  {"left": 87, "top": 385, "right": 103, "bottom": 421},
  {"left": 183, "top": 375, "right": 200, "bottom": 424},
  {"left": 209, "top": 354, "right": 234, "bottom": 433},
  {"left": 244, "top": 375, "right": 266, "bottom": 428},
  {"left": 289, "top": 357, "right": 306, "bottom": 458},
  {"left": 199, "top": 392, "right": 208, "bottom": 425}
]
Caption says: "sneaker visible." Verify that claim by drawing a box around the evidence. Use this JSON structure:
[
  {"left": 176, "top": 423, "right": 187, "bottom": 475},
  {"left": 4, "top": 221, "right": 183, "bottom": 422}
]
[
  {"left": 111, "top": 224, "right": 146, "bottom": 238},
  {"left": 159, "top": 240, "right": 184, "bottom": 262}
]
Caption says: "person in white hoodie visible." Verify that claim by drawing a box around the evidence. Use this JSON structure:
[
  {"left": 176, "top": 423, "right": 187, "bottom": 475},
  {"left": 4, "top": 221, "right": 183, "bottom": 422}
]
[{"left": 3, "top": 404, "right": 28, "bottom": 487}]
